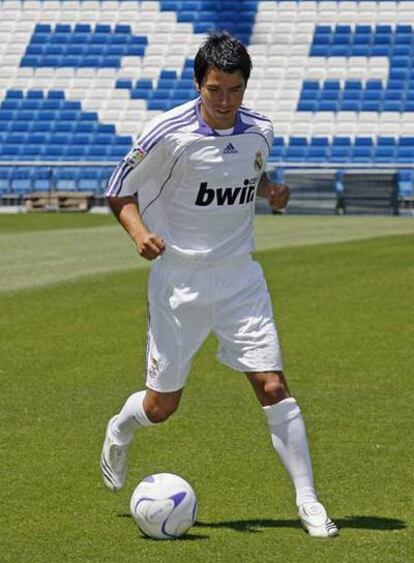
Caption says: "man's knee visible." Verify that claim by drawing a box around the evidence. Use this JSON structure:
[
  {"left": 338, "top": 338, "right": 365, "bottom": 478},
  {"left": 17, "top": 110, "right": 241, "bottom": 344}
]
[
  {"left": 246, "top": 370, "right": 290, "bottom": 406},
  {"left": 264, "top": 372, "right": 289, "bottom": 402},
  {"left": 143, "top": 389, "right": 182, "bottom": 423}
]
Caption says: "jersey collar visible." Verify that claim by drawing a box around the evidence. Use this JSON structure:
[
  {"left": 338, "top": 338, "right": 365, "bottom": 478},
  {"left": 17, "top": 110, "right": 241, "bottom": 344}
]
[{"left": 195, "top": 98, "right": 252, "bottom": 136}]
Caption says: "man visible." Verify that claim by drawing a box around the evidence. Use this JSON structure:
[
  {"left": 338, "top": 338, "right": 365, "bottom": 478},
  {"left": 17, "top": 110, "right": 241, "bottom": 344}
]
[{"left": 101, "top": 32, "right": 338, "bottom": 538}]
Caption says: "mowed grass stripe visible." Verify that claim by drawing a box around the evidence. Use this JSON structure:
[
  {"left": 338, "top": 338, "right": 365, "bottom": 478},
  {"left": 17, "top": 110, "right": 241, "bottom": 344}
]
[
  {"left": 1, "top": 215, "right": 413, "bottom": 293},
  {"left": 0, "top": 225, "right": 144, "bottom": 293},
  {"left": 0, "top": 235, "right": 412, "bottom": 562}
]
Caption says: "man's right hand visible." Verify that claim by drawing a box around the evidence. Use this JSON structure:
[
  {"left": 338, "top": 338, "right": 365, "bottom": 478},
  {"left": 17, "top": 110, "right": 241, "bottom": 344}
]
[
  {"left": 106, "top": 196, "right": 166, "bottom": 261},
  {"left": 135, "top": 231, "right": 166, "bottom": 261}
]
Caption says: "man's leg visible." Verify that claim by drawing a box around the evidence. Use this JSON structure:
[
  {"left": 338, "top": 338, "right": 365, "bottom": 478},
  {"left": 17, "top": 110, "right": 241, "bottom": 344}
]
[
  {"left": 100, "top": 389, "right": 183, "bottom": 492},
  {"left": 246, "top": 371, "right": 338, "bottom": 537}
]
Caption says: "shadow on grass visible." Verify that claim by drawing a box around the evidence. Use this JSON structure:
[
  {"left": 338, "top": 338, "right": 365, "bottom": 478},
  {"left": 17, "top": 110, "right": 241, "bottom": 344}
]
[
  {"left": 195, "top": 515, "right": 406, "bottom": 534},
  {"left": 117, "top": 513, "right": 209, "bottom": 541},
  {"left": 118, "top": 512, "right": 406, "bottom": 538}
]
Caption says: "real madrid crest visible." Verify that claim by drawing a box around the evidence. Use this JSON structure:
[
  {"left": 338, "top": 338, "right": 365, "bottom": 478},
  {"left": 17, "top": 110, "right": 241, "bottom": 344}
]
[{"left": 254, "top": 151, "right": 263, "bottom": 171}]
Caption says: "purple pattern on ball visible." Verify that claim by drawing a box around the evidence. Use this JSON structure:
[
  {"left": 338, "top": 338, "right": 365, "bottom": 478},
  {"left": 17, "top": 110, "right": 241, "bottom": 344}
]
[
  {"left": 142, "top": 475, "right": 155, "bottom": 483},
  {"left": 169, "top": 491, "right": 186, "bottom": 508},
  {"left": 191, "top": 499, "right": 198, "bottom": 522},
  {"left": 134, "top": 496, "right": 155, "bottom": 514}
]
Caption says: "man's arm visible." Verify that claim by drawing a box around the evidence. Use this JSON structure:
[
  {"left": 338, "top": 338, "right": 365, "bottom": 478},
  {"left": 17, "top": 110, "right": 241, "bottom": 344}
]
[
  {"left": 257, "top": 172, "right": 289, "bottom": 211},
  {"left": 107, "top": 196, "right": 165, "bottom": 261}
]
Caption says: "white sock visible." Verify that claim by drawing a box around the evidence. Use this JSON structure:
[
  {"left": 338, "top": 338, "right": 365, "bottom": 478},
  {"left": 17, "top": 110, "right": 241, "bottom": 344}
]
[
  {"left": 111, "top": 391, "right": 153, "bottom": 444},
  {"left": 263, "top": 397, "right": 317, "bottom": 507}
]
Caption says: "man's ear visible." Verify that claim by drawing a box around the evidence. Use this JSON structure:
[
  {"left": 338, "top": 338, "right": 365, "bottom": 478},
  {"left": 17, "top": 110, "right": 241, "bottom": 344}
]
[{"left": 194, "top": 79, "right": 200, "bottom": 93}]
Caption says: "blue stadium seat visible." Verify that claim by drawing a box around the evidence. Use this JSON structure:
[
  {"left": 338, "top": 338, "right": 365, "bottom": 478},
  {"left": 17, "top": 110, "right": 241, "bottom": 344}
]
[
  {"left": 297, "top": 101, "right": 318, "bottom": 112},
  {"left": 352, "top": 146, "right": 374, "bottom": 162},
  {"left": 31, "top": 168, "right": 50, "bottom": 190},
  {"left": 372, "top": 45, "right": 391, "bottom": 56},
  {"left": 131, "top": 89, "right": 151, "bottom": 100},
  {"left": 77, "top": 168, "right": 101, "bottom": 191},
  {"left": 54, "top": 23, "right": 70, "bottom": 33},
  {"left": 0, "top": 145, "right": 21, "bottom": 158},
  {"left": 71, "top": 133, "right": 92, "bottom": 146},
  {"left": 5, "top": 90, "right": 23, "bottom": 99},
  {"left": 269, "top": 146, "right": 284, "bottom": 160},
  {"left": 2, "top": 100, "right": 20, "bottom": 110},
  {"left": 318, "top": 100, "right": 339, "bottom": 112},
  {"left": 377, "top": 137, "right": 396, "bottom": 146},
  {"left": 32, "top": 122, "right": 52, "bottom": 132},
  {"left": 44, "top": 145, "right": 66, "bottom": 158},
  {"left": 0, "top": 168, "right": 11, "bottom": 193},
  {"left": 330, "top": 45, "right": 351, "bottom": 57},
  {"left": 65, "top": 146, "right": 88, "bottom": 159},
  {"left": 7, "top": 132, "right": 27, "bottom": 145},
  {"left": 10, "top": 121, "right": 30, "bottom": 132},
  {"left": 289, "top": 137, "right": 308, "bottom": 147},
  {"left": 331, "top": 146, "right": 351, "bottom": 162},
  {"left": 363, "top": 91, "right": 382, "bottom": 101},
  {"left": 399, "top": 137, "right": 414, "bottom": 146},
  {"left": 10, "top": 168, "right": 33, "bottom": 193},
  {"left": 355, "top": 138, "right": 374, "bottom": 147},
  {"left": 332, "top": 137, "right": 351, "bottom": 146},
  {"left": 88, "top": 146, "right": 110, "bottom": 159},
  {"left": 147, "top": 100, "right": 173, "bottom": 111},
  {"left": 284, "top": 146, "right": 306, "bottom": 162},
  {"left": 116, "top": 79, "right": 133, "bottom": 89},
  {"left": 54, "top": 167, "right": 77, "bottom": 190},
  {"left": 398, "top": 170, "right": 414, "bottom": 196},
  {"left": 375, "top": 146, "right": 396, "bottom": 163},
  {"left": 313, "top": 35, "right": 331, "bottom": 46},
  {"left": 361, "top": 101, "right": 380, "bottom": 111},
  {"left": 95, "top": 24, "right": 111, "bottom": 34},
  {"left": 307, "top": 147, "right": 328, "bottom": 162},
  {"left": 382, "top": 101, "right": 404, "bottom": 112}
]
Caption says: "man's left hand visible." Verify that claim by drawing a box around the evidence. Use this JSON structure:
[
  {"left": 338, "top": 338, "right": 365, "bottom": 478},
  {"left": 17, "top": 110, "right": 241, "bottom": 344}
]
[{"left": 267, "top": 183, "right": 289, "bottom": 211}]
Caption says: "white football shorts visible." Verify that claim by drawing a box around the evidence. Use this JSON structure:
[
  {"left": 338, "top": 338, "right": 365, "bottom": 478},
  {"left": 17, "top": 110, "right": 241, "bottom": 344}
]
[{"left": 145, "top": 254, "right": 283, "bottom": 392}]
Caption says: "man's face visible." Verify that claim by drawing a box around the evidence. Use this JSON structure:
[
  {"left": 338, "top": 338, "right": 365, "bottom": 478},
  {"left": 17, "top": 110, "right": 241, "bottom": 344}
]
[{"left": 197, "top": 67, "right": 246, "bottom": 130}]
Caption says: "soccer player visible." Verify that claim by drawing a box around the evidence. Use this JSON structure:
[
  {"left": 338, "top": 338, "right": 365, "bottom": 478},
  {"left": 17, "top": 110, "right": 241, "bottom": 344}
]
[{"left": 101, "top": 32, "right": 338, "bottom": 538}]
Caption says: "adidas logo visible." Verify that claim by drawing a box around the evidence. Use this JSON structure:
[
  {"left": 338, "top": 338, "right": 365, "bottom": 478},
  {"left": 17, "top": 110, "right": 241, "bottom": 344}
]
[{"left": 223, "top": 143, "right": 238, "bottom": 155}]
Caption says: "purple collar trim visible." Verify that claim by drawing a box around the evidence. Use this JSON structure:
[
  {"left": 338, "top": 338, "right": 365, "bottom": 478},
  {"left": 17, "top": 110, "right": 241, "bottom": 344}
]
[{"left": 195, "top": 98, "right": 253, "bottom": 136}]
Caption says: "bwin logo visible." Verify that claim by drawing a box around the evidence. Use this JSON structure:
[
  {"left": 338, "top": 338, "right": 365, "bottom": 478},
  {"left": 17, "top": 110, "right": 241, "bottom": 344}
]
[
  {"left": 195, "top": 179, "right": 256, "bottom": 207},
  {"left": 223, "top": 143, "right": 238, "bottom": 155}
]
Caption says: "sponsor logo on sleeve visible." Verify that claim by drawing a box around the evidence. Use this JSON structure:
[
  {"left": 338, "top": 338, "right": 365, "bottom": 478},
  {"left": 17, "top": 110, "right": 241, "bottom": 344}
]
[{"left": 125, "top": 145, "right": 147, "bottom": 168}]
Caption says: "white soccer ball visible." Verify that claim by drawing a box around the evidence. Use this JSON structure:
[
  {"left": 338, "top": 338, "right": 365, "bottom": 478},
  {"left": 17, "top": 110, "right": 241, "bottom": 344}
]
[{"left": 130, "top": 473, "right": 198, "bottom": 540}]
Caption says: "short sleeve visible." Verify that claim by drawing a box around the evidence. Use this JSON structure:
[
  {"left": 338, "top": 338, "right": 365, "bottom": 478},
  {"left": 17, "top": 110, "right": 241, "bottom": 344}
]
[{"left": 105, "top": 135, "right": 171, "bottom": 198}]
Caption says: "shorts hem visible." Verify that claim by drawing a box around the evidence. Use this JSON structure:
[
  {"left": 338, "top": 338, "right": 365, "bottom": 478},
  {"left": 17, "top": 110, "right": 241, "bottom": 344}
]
[
  {"left": 145, "top": 381, "right": 186, "bottom": 393},
  {"left": 218, "top": 356, "right": 282, "bottom": 373}
]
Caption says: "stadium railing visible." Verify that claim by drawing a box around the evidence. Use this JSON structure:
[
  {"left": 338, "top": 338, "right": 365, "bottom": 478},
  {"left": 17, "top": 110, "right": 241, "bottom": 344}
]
[{"left": 267, "top": 162, "right": 414, "bottom": 216}]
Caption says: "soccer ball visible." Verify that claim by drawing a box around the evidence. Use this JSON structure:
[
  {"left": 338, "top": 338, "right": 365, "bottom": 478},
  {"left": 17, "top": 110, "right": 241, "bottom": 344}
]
[{"left": 130, "top": 473, "right": 198, "bottom": 540}]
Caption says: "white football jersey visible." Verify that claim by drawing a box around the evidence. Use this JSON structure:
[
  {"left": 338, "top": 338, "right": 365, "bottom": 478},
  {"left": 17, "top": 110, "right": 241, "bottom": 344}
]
[{"left": 106, "top": 98, "right": 273, "bottom": 261}]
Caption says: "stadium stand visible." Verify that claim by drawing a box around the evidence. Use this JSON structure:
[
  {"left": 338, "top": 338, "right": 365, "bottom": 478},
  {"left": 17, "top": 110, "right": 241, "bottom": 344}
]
[{"left": 0, "top": 0, "right": 412, "bottom": 213}]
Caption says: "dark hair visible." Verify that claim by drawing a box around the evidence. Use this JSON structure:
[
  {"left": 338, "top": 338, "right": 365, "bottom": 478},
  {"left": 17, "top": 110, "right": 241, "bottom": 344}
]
[{"left": 194, "top": 31, "right": 252, "bottom": 86}]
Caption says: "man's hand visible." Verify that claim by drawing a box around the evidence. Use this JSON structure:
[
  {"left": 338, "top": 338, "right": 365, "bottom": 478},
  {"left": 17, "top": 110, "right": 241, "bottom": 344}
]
[
  {"left": 106, "top": 196, "right": 166, "bottom": 261},
  {"left": 257, "top": 174, "right": 290, "bottom": 211},
  {"left": 267, "top": 182, "right": 290, "bottom": 211},
  {"left": 135, "top": 231, "right": 166, "bottom": 261}
]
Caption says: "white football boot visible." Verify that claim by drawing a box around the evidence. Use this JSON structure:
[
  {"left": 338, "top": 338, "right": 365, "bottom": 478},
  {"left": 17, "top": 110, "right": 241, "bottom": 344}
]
[
  {"left": 298, "top": 501, "right": 338, "bottom": 537},
  {"left": 100, "top": 416, "right": 130, "bottom": 492}
]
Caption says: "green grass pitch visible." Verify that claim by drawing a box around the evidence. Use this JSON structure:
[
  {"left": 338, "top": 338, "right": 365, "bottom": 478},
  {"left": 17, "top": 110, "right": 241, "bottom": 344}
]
[{"left": 0, "top": 213, "right": 413, "bottom": 562}]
